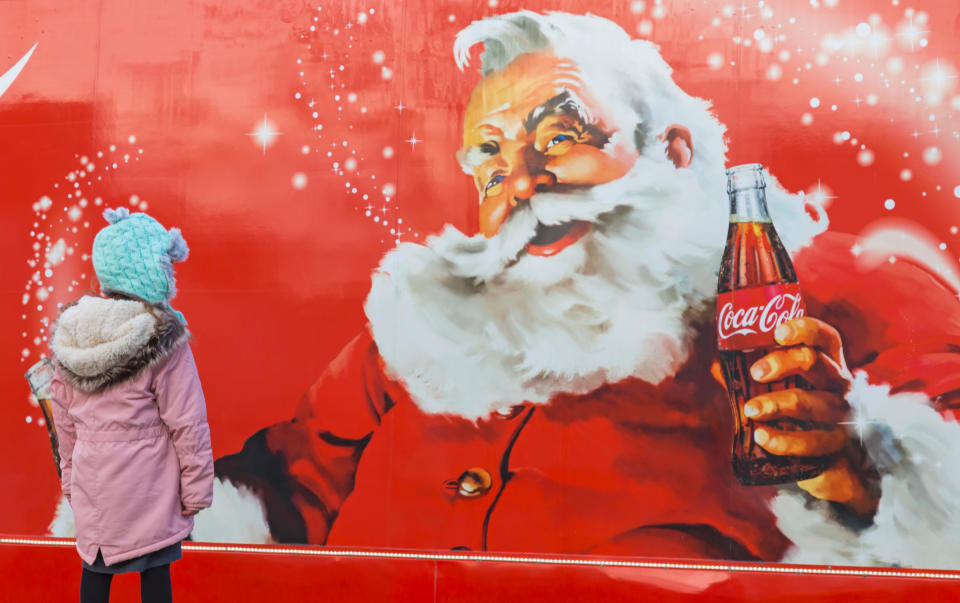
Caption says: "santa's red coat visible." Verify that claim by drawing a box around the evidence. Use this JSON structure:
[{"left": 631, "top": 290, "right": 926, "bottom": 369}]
[{"left": 216, "top": 232, "right": 960, "bottom": 559}]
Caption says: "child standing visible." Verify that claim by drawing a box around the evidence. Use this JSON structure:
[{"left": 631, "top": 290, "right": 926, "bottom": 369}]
[{"left": 49, "top": 207, "right": 214, "bottom": 603}]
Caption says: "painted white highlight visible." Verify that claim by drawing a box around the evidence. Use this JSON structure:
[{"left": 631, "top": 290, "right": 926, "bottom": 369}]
[
  {"left": 0, "top": 43, "right": 38, "bottom": 101},
  {"left": 857, "top": 219, "right": 960, "bottom": 293}
]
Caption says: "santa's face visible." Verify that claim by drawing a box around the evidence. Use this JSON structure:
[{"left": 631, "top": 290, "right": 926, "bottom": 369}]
[
  {"left": 368, "top": 40, "right": 820, "bottom": 418},
  {"left": 461, "top": 52, "right": 641, "bottom": 256}
]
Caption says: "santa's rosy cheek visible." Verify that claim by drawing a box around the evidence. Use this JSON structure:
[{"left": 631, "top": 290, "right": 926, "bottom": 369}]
[
  {"left": 548, "top": 145, "right": 636, "bottom": 186},
  {"left": 479, "top": 194, "right": 512, "bottom": 237}
]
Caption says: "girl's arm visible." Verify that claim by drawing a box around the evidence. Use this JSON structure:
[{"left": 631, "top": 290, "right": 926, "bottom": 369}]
[
  {"left": 155, "top": 343, "right": 214, "bottom": 512},
  {"left": 49, "top": 374, "right": 77, "bottom": 503}
]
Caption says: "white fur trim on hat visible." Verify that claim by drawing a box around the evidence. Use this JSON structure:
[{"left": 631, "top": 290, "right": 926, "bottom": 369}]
[{"left": 771, "top": 371, "right": 960, "bottom": 569}]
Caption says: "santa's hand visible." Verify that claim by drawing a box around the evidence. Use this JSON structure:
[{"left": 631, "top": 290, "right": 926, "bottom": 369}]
[
  {"left": 749, "top": 317, "right": 849, "bottom": 390},
  {"left": 743, "top": 388, "right": 847, "bottom": 456},
  {"left": 747, "top": 317, "right": 878, "bottom": 517}
]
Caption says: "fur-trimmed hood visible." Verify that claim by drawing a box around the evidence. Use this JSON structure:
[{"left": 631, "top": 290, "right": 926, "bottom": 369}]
[{"left": 51, "top": 296, "right": 189, "bottom": 393}]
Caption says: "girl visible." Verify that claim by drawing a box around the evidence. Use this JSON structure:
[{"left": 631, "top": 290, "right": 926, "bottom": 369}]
[{"left": 50, "top": 207, "right": 214, "bottom": 603}]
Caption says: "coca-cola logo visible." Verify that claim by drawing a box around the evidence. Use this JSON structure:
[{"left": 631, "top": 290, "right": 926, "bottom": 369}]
[{"left": 717, "top": 293, "right": 805, "bottom": 341}]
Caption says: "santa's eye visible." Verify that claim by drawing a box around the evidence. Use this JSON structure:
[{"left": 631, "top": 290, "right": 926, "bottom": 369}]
[
  {"left": 484, "top": 174, "right": 505, "bottom": 193},
  {"left": 546, "top": 134, "right": 573, "bottom": 149},
  {"left": 480, "top": 141, "right": 500, "bottom": 155}
]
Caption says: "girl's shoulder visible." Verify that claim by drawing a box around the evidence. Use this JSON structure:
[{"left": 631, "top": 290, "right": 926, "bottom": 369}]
[{"left": 51, "top": 296, "right": 189, "bottom": 395}]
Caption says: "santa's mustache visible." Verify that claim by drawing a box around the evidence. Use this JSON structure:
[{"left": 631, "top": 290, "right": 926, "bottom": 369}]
[{"left": 427, "top": 156, "right": 706, "bottom": 283}]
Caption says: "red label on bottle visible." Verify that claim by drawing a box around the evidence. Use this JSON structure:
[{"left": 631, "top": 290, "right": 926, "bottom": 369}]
[{"left": 716, "top": 283, "right": 806, "bottom": 351}]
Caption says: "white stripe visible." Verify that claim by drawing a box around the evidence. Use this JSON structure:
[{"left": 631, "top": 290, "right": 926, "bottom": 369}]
[
  {"left": 2, "top": 536, "right": 960, "bottom": 579},
  {"left": 0, "top": 43, "right": 38, "bottom": 100}
]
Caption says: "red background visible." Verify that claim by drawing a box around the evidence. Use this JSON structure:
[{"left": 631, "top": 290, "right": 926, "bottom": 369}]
[{"left": 1, "top": 0, "right": 959, "bottom": 543}]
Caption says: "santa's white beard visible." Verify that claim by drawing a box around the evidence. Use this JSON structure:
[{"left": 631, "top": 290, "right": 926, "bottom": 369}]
[{"left": 365, "top": 155, "right": 826, "bottom": 420}]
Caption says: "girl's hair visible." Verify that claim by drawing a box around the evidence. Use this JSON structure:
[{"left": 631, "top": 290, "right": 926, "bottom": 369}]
[
  {"left": 102, "top": 289, "right": 165, "bottom": 318},
  {"left": 59, "top": 279, "right": 164, "bottom": 321}
]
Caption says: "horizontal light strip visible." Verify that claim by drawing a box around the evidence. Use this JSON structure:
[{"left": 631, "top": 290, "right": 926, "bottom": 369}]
[{"left": 3, "top": 537, "right": 959, "bottom": 580}]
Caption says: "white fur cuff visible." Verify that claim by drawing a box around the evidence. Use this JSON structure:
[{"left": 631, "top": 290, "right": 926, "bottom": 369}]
[
  {"left": 49, "top": 479, "right": 274, "bottom": 545},
  {"left": 189, "top": 478, "right": 275, "bottom": 544},
  {"left": 48, "top": 495, "right": 75, "bottom": 537},
  {"left": 772, "top": 371, "right": 960, "bottom": 569}
]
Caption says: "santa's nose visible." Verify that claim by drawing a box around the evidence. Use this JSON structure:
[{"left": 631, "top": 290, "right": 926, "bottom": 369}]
[
  {"left": 479, "top": 165, "right": 556, "bottom": 237},
  {"left": 512, "top": 170, "right": 557, "bottom": 202}
]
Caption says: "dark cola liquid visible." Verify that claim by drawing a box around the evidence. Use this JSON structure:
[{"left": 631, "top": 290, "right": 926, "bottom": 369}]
[
  {"left": 719, "top": 350, "right": 834, "bottom": 485},
  {"left": 718, "top": 220, "right": 834, "bottom": 486}
]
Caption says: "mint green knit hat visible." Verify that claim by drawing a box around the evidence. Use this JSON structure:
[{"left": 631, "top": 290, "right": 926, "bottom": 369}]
[{"left": 92, "top": 207, "right": 189, "bottom": 324}]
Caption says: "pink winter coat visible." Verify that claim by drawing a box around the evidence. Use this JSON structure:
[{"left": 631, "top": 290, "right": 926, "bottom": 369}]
[{"left": 50, "top": 296, "right": 214, "bottom": 566}]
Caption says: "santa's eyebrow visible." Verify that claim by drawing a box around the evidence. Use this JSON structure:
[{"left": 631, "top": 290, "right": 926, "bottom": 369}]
[
  {"left": 457, "top": 145, "right": 492, "bottom": 174},
  {"left": 523, "top": 91, "right": 591, "bottom": 133}
]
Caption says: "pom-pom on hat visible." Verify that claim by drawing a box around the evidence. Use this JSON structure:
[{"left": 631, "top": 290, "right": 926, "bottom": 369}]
[{"left": 92, "top": 207, "right": 189, "bottom": 323}]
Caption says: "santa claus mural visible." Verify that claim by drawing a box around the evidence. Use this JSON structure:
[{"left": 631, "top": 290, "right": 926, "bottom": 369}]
[{"left": 163, "top": 11, "right": 960, "bottom": 566}]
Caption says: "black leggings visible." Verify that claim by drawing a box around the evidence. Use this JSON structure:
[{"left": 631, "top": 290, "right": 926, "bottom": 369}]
[{"left": 80, "top": 564, "right": 172, "bottom": 603}]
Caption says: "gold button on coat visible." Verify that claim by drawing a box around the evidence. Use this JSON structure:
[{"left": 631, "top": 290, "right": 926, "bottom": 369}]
[{"left": 444, "top": 467, "right": 493, "bottom": 498}]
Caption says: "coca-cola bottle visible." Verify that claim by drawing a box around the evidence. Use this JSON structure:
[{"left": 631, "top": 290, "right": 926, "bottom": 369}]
[{"left": 716, "top": 163, "right": 833, "bottom": 485}]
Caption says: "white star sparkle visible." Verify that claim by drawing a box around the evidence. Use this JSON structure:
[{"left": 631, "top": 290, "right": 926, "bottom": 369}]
[
  {"left": 895, "top": 15, "right": 930, "bottom": 52},
  {"left": 839, "top": 413, "right": 881, "bottom": 441},
  {"left": 807, "top": 179, "right": 838, "bottom": 207},
  {"left": 246, "top": 114, "right": 283, "bottom": 155},
  {"left": 921, "top": 58, "right": 958, "bottom": 91}
]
